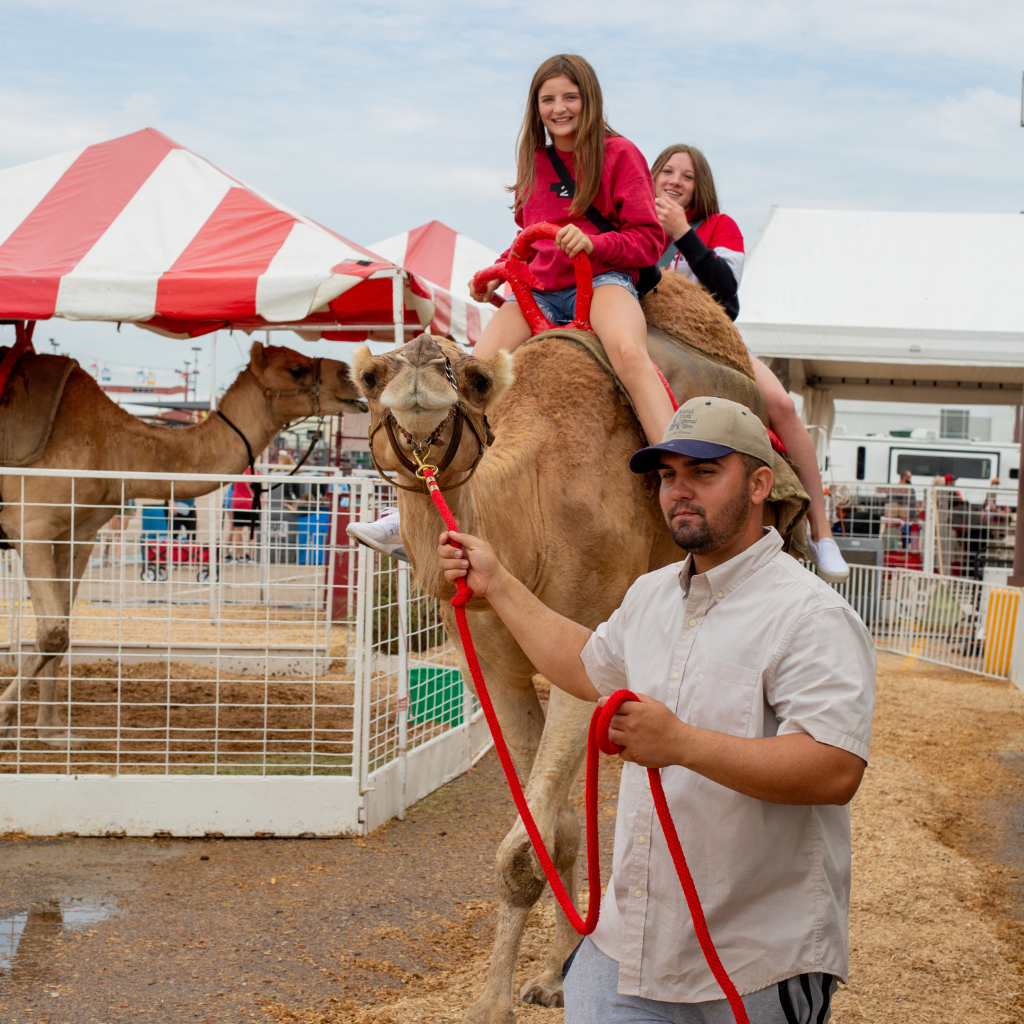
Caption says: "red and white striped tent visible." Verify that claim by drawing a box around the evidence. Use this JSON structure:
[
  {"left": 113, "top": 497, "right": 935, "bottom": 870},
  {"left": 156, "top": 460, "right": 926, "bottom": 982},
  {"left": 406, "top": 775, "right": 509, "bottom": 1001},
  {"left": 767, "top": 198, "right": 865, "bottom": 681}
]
[
  {"left": 0, "top": 127, "right": 432, "bottom": 341},
  {"left": 369, "top": 220, "right": 506, "bottom": 347}
]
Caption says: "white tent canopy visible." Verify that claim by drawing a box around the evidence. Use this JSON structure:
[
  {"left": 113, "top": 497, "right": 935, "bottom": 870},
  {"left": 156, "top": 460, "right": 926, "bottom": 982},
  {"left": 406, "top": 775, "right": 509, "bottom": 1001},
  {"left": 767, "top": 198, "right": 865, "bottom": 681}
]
[{"left": 736, "top": 209, "right": 1024, "bottom": 406}]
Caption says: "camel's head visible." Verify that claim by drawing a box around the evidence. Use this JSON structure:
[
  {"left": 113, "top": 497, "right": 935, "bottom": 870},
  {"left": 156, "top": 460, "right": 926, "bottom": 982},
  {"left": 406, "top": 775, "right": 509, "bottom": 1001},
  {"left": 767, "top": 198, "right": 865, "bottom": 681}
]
[
  {"left": 248, "top": 342, "right": 366, "bottom": 420},
  {"left": 350, "top": 333, "right": 513, "bottom": 479}
]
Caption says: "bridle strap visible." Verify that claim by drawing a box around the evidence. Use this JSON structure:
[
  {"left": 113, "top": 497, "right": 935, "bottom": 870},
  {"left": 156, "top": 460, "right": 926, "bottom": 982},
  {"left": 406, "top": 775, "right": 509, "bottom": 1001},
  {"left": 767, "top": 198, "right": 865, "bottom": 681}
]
[
  {"left": 245, "top": 358, "right": 323, "bottom": 412},
  {"left": 216, "top": 409, "right": 264, "bottom": 512},
  {"left": 369, "top": 405, "right": 485, "bottom": 493},
  {"left": 218, "top": 358, "right": 326, "bottom": 512}
]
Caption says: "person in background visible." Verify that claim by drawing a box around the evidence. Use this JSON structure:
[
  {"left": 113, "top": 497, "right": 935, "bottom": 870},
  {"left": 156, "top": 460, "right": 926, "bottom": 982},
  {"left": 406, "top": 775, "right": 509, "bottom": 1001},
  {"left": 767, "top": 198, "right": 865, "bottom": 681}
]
[
  {"left": 274, "top": 451, "right": 303, "bottom": 512},
  {"left": 226, "top": 468, "right": 257, "bottom": 562},
  {"left": 170, "top": 496, "right": 197, "bottom": 543},
  {"left": 897, "top": 469, "right": 917, "bottom": 513},
  {"left": 651, "top": 143, "right": 850, "bottom": 584}
]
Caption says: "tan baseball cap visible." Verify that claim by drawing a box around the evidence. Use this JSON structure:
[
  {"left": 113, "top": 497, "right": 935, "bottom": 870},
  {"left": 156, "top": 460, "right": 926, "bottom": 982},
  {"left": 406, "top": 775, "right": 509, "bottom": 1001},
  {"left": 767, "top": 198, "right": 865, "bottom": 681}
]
[{"left": 629, "top": 396, "right": 773, "bottom": 473}]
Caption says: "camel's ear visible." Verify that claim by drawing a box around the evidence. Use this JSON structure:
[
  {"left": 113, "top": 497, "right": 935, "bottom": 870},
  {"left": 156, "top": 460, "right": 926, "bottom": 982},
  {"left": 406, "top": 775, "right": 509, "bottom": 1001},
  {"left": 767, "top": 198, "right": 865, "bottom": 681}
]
[
  {"left": 460, "top": 350, "right": 512, "bottom": 409},
  {"left": 349, "top": 344, "right": 385, "bottom": 398},
  {"left": 249, "top": 341, "right": 266, "bottom": 371},
  {"left": 348, "top": 346, "right": 372, "bottom": 389},
  {"left": 473, "top": 349, "right": 513, "bottom": 409}
]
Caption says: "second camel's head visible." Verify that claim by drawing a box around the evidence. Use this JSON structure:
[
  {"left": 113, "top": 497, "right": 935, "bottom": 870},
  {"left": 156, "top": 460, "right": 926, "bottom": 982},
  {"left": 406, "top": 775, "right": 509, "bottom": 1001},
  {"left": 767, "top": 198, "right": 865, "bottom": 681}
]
[{"left": 350, "top": 333, "right": 513, "bottom": 479}]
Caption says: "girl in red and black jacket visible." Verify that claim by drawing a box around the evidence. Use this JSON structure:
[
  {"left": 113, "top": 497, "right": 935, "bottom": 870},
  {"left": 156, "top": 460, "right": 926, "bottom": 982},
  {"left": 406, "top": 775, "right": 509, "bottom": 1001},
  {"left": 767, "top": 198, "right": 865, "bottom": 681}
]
[
  {"left": 652, "top": 144, "right": 849, "bottom": 582},
  {"left": 470, "top": 54, "right": 673, "bottom": 445}
]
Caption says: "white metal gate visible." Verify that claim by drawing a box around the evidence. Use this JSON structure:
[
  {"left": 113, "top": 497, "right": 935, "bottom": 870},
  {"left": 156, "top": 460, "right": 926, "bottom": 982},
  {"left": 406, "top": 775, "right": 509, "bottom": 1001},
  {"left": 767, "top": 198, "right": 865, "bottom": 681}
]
[
  {"left": 0, "top": 468, "right": 488, "bottom": 836},
  {"left": 824, "top": 563, "right": 1018, "bottom": 679}
]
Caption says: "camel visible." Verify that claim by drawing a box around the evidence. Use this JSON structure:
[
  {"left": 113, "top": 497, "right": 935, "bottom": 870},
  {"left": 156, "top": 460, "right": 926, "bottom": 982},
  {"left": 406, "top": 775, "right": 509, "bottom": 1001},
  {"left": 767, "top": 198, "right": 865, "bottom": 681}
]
[
  {"left": 349, "top": 269, "right": 804, "bottom": 1023},
  {"left": 0, "top": 342, "right": 362, "bottom": 746}
]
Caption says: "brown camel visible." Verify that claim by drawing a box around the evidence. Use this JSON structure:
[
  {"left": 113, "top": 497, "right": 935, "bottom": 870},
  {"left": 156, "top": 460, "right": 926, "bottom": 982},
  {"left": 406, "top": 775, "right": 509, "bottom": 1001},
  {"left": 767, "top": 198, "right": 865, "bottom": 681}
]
[
  {"left": 351, "top": 272, "right": 807, "bottom": 1023},
  {"left": 0, "top": 342, "right": 362, "bottom": 746}
]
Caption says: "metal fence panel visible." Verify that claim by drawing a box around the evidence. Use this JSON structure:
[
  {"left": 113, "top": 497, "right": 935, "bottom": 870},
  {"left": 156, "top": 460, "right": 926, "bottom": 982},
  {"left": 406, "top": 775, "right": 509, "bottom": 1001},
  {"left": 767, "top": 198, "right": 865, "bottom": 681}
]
[
  {"left": 827, "top": 482, "right": 1017, "bottom": 580},
  {"left": 823, "top": 563, "right": 1018, "bottom": 680},
  {"left": 0, "top": 467, "right": 489, "bottom": 836}
]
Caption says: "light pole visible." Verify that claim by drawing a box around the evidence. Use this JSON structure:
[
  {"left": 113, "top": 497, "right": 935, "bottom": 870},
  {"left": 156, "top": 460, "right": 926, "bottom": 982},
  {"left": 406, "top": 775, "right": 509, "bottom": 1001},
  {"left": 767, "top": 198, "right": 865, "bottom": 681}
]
[
  {"left": 49, "top": 337, "right": 58, "bottom": 356},
  {"left": 1009, "top": 72, "right": 1024, "bottom": 587},
  {"left": 191, "top": 346, "right": 202, "bottom": 402}
]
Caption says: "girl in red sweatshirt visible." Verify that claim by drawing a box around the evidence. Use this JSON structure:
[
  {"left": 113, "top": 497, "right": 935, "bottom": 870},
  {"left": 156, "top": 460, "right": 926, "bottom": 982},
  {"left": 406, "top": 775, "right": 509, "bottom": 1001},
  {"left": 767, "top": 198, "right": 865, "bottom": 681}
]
[
  {"left": 470, "top": 54, "right": 674, "bottom": 445},
  {"left": 348, "top": 56, "right": 672, "bottom": 562},
  {"left": 652, "top": 143, "right": 849, "bottom": 583}
]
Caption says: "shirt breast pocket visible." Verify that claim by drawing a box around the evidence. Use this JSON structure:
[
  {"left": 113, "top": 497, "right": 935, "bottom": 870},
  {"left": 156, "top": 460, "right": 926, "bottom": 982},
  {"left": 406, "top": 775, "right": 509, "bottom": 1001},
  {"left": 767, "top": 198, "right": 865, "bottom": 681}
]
[{"left": 685, "top": 658, "right": 760, "bottom": 738}]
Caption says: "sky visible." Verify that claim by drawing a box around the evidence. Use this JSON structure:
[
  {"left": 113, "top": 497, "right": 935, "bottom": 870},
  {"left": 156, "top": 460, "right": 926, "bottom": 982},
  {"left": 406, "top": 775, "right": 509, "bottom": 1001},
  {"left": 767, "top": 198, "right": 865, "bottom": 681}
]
[{"left": 1, "top": 0, "right": 1022, "bottom": 397}]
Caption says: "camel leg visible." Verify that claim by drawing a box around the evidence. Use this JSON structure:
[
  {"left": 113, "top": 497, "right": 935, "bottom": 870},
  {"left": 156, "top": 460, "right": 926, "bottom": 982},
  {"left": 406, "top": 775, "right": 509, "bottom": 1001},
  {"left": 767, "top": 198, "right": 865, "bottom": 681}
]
[
  {"left": 519, "top": 794, "right": 584, "bottom": 1007},
  {"left": 0, "top": 537, "right": 66, "bottom": 743},
  {"left": 466, "top": 681, "right": 593, "bottom": 1023},
  {"left": 0, "top": 533, "right": 89, "bottom": 748},
  {"left": 34, "top": 536, "right": 94, "bottom": 745}
]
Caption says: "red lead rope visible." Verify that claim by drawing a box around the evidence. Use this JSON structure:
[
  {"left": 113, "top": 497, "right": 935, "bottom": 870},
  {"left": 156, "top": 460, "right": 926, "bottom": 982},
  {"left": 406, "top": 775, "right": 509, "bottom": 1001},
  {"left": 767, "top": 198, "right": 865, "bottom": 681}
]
[{"left": 418, "top": 465, "right": 749, "bottom": 1023}]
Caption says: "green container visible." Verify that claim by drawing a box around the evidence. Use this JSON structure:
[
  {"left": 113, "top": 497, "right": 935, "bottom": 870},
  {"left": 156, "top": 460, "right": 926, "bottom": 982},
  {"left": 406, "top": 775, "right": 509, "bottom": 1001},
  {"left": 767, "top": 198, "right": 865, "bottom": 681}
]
[{"left": 408, "top": 667, "right": 466, "bottom": 727}]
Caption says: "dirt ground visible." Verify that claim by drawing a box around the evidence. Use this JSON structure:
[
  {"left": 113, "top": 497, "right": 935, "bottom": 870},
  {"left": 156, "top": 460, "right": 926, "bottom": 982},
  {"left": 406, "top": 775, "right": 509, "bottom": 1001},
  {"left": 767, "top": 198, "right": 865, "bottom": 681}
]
[{"left": 1, "top": 650, "right": 1023, "bottom": 1023}]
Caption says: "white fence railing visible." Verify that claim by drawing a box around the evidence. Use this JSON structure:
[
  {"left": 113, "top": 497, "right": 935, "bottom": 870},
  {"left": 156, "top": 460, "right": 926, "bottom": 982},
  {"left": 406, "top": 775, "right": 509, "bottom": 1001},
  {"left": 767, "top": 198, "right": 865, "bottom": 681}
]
[
  {"left": 0, "top": 468, "right": 489, "bottom": 836},
  {"left": 1, "top": 464, "right": 1017, "bottom": 834},
  {"left": 822, "top": 563, "right": 1019, "bottom": 680}
]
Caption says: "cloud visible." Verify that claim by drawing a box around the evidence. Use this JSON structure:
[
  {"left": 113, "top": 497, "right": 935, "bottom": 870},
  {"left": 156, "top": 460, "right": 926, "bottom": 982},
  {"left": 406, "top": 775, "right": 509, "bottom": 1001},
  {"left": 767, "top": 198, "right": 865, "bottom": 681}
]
[{"left": 2, "top": 0, "right": 1022, "bottom": 253}]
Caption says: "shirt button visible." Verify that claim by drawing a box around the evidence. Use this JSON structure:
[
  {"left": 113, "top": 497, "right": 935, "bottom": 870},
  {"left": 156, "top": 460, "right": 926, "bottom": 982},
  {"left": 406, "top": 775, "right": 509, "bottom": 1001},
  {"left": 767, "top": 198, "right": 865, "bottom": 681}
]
[
  {"left": 637, "top": 836, "right": 646, "bottom": 844},
  {"left": 688, "top": 618, "right": 697, "bottom": 627},
  {"left": 671, "top": 671, "right": 680, "bottom": 680},
  {"left": 634, "top": 889, "right": 643, "bottom": 898},
  {"left": 716, "top": 591, "right": 724, "bottom": 599}
]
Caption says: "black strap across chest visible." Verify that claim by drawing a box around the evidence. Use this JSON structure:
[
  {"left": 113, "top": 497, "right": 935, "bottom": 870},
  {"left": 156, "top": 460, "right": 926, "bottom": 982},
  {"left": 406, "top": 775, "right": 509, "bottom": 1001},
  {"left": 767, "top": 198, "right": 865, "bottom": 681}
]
[
  {"left": 546, "top": 145, "right": 617, "bottom": 234},
  {"left": 545, "top": 145, "right": 662, "bottom": 298}
]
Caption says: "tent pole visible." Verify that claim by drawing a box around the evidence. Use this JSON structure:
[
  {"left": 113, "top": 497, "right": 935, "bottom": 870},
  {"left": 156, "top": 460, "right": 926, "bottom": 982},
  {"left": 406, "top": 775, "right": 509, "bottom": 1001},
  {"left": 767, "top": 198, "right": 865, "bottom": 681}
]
[
  {"left": 209, "top": 332, "right": 217, "bottom": 412},
  {"left": 1009, "top": 379, "right": 1024, "bottom": 587},
  {"left": 392, "top": 274, "right": 404, "bottom": 347}
]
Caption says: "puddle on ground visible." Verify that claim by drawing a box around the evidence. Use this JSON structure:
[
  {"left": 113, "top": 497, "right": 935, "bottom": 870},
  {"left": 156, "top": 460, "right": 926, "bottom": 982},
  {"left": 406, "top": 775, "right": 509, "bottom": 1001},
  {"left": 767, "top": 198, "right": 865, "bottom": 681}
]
[{"left": 0, "top": 897, "right": 115, "bottom": 979}]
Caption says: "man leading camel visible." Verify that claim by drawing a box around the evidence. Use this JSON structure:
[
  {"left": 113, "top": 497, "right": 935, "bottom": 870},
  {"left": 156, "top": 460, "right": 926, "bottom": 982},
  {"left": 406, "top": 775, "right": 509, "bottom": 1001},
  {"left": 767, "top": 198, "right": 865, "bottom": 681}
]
[{"left": 438, "top": 396, "right": 875, "bottom": 1023}]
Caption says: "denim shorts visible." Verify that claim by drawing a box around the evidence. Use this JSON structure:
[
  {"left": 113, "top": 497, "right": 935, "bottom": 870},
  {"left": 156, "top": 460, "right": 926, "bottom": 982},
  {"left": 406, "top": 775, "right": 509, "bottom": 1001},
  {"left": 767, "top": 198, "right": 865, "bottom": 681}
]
[{"left": 508, "top": 270, "right": 638, "bottom": 327}]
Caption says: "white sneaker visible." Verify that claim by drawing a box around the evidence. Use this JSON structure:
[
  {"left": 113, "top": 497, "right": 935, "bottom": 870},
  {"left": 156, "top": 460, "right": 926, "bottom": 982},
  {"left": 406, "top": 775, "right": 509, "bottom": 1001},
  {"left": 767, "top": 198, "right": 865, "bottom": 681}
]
[
  {"left": 808, "top": 536, "right": 850, "bottom": 583},
  {"left": 346, "top": 508, "right": 409, "bottom": 562}
]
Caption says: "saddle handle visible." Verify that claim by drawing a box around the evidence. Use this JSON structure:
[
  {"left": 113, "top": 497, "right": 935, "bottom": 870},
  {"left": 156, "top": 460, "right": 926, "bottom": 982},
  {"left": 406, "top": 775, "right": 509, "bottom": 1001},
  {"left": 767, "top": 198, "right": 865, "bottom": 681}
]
[{"left": 472, "top": 222, "right": 594, "bottom": 336}]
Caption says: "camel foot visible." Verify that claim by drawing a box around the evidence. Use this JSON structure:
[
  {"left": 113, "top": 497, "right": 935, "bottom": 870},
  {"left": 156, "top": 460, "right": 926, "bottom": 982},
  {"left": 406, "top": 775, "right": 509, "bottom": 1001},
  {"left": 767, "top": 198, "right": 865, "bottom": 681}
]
[
  {"left": 519, "top": 970, "right": 564, "bottom": 1007},
  {"left": 463, "top": 999, "right": 517, "bottom": 1024},
  {"left": 35, "top": 728, "right": 87, "bottom": 749}
]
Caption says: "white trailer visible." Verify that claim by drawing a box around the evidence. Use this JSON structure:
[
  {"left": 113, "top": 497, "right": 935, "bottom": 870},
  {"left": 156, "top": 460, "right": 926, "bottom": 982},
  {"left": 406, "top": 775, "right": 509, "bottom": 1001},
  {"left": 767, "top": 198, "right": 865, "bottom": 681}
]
[{"left": 828, "top": 434, "right": 1019, "bottom": 504}]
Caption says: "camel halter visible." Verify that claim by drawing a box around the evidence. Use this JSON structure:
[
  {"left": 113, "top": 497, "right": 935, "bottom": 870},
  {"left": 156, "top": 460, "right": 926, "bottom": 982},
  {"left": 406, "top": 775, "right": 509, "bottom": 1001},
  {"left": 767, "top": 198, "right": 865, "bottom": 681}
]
[
  {"left": 217, "top": 358, "right": 328, "bottom": 512},
  {"left": 368, "top": 356, "right": 493, "bottom": 494}
]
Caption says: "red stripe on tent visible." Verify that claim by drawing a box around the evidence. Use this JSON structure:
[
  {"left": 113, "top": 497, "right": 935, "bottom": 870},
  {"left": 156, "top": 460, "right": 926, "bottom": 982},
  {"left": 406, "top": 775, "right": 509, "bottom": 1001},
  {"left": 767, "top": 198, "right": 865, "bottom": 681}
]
[
  {"left": 405, "top": 220, "right": 458, "bottom": 291},
  {"left": 328, "top": 277, "right": 419, "bottom": 325},
  {"left": 430, "top": 289, "right": 452, "bottom": 336},
  {"left": 0, "top": 128, "right": 175, "bottom": 319},
  {"left": 466, "top": 304, "right": 482, "bottom": 346},
  {"left": 155, "top": 188, "right": 296, "bottom": 319}
]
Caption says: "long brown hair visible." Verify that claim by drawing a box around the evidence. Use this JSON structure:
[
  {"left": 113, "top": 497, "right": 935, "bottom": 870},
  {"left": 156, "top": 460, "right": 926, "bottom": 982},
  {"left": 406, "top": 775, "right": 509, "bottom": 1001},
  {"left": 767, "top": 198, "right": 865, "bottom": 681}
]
[
  {"left": 650, "top": 144, "right": 719, "bottom": 221},
  {"left": 508, "top": 54, "right": 616, "bottom": 214}
]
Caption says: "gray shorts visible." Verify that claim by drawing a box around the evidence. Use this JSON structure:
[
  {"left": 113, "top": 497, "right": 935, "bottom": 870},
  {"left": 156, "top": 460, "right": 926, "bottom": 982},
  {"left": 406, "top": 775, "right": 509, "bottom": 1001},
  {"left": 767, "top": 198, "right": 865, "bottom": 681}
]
[{"left": 563, "top": 938, "right": 836, "bottom": 1024}]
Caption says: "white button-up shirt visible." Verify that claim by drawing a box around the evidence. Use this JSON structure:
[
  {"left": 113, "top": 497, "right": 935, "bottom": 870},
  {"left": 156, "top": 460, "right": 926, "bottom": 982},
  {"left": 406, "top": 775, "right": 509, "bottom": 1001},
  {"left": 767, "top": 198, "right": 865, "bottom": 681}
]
[{"left": 580, "top": 527, "right": 875, "bottom": 1002}]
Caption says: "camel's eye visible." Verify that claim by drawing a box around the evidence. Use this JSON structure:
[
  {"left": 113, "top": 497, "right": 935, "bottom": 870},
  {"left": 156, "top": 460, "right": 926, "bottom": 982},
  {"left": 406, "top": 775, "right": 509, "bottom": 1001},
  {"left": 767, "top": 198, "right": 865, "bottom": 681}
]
[
  {"left": 361, "top": 372, "right": 377, "bottom": 390},
  {"left": 468, "top": 373, "right": 491, "bottom": 396},
  {"left": 289, "top": 366, "right": 307, "bottom": 380}
]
